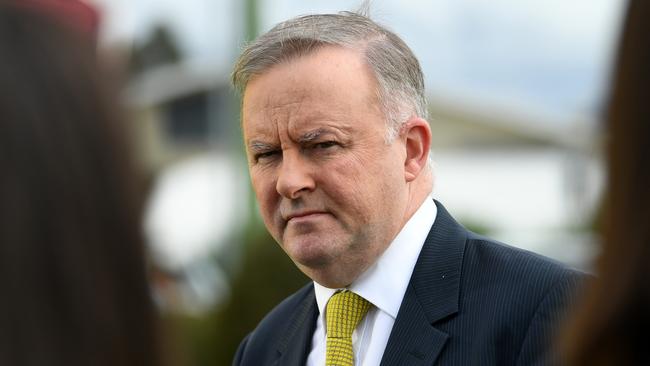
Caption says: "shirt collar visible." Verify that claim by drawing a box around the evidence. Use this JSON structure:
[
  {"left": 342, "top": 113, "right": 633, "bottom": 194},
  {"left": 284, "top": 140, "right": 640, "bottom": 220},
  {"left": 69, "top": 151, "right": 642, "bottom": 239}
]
[{"left": 314, "top": 198, "right": 437, "bottom": 318}]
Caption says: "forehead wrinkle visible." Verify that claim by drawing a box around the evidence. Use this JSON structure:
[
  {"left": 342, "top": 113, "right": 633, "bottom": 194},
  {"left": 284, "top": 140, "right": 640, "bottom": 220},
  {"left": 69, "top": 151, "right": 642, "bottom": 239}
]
[
  {"left": 243, "top": 116, "right": 275, "bottom": 145},
  {"left": 243, "top": 97, "right": 295, "bottom": 142},
  {"left": 286, "top": 105, "right": 352, "bottom": 132}
]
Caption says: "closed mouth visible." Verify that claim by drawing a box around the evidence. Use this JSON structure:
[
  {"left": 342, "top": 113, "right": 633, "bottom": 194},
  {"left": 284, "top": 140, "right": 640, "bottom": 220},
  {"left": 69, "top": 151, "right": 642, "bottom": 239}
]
[{"left": 285, "top": 211, "right": 328, "bottom": 222}]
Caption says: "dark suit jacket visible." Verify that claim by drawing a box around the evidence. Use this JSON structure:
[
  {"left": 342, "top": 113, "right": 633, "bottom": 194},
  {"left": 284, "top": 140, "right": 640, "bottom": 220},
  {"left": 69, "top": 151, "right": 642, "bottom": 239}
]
[{"left": 233, "top": 201, "right": 583, "bottom": 365}]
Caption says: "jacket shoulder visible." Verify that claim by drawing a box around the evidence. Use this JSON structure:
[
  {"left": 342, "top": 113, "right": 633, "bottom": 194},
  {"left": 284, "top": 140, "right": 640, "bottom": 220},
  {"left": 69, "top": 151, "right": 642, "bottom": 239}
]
[
  {"left": 463, "top": 231, "right": 585, "bottom": 288},
  {"left": 233, "top": 282, "right": 315, "bottom": 365},
  {"left": 434, "top": 231, "right": 586, "bottom": 364}
]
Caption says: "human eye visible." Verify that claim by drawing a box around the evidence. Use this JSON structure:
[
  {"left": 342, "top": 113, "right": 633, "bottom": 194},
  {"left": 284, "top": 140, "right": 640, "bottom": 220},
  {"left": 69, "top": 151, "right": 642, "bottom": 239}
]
[
  {"left": 313, "top": 141, "right": 340, "bottom": 149},
  {"left": 253, "top": 150, "right": 280, "bottom": 163}
]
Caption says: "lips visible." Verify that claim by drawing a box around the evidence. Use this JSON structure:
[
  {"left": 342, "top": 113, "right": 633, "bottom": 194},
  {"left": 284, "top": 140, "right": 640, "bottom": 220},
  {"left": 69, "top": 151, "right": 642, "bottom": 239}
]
[{"left": 284, "top": 210, "right": 328, "bottom": 223}]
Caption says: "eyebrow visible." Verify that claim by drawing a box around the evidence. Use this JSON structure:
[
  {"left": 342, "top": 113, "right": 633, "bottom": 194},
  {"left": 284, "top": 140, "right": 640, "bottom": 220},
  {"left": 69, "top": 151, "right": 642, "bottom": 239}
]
[
  {"left": 297, "top": 128, "right": 330, "bottom": 144},
  {"left": 247, "top": 140, "right": 276, "bottom": 152},
  {"left": 247, "top": 127, "right": 342, "bottom": 151}
]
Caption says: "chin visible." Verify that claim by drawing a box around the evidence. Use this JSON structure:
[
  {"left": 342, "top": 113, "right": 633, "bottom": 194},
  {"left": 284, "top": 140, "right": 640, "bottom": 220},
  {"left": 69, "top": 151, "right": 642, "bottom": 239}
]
[
  {"left": 283, "top": 235, "right": 338, "bottom": 268},
  {"left": 287, "top": 244, "right": 331, "bottom": 268}
]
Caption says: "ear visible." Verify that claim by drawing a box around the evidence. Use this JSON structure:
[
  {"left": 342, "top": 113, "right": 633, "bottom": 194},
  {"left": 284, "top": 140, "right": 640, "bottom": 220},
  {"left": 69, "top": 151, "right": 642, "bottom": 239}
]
[{"left": 401, "top": 117, "right": 431, "bottom": 182}]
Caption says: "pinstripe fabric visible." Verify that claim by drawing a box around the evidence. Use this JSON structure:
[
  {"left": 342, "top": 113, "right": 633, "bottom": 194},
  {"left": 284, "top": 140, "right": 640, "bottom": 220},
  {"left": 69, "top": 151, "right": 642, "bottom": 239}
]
[{"left": 325, "top": 291, "right": 371, "bottom": 366}]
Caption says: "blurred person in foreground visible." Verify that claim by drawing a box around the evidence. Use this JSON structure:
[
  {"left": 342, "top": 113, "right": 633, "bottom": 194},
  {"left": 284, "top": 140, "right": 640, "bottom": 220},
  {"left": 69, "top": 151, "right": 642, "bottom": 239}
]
[
  {"left": 0, "top": 2, "right": 161, "bottom": 365},
  {"left": 231, "top": 9, "right": 584, "bottom": 366},
  {"left": 561, "top": 0, "right": 650, "bottom": 365}
]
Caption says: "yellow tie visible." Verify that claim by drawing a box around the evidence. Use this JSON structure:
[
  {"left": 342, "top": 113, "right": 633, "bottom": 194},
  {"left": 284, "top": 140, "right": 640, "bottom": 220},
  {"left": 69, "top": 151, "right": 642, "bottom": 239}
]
[{"left": 325, "top": 291, "right": 372, "bottom": 366}]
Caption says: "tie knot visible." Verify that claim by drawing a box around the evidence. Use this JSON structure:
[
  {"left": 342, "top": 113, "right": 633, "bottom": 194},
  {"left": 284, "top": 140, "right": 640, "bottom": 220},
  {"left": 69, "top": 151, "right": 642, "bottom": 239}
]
[{"left": 326, "top": 291, "right": 371, "bottom": 339}]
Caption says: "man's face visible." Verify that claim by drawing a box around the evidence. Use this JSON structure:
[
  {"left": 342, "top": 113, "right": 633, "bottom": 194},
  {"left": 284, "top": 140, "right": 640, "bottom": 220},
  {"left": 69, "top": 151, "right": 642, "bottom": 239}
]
[{"left": 242, "top": 46, "right": 410, "bottom": 287}]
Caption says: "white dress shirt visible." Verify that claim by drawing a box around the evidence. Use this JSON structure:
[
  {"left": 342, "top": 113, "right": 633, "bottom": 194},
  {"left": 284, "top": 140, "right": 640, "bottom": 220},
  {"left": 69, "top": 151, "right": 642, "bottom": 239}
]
[{"left": 306, "top": 198, "right": 437, "bottom": 366}]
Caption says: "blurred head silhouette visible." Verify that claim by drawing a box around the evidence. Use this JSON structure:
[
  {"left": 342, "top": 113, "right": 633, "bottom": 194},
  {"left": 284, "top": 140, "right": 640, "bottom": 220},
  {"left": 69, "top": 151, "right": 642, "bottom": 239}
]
[
  {"left": 562, "top": 0, "right": 650, "bottom": 364},
  {"left": 0, "top": 1, "right": 161, "bottom": 365}
]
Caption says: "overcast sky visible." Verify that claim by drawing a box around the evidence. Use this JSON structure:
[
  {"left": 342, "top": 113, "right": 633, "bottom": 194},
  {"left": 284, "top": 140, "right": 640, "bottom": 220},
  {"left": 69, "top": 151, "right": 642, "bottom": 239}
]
[{"left": 91, "top": 0, "right": 627, "bottom": 124}]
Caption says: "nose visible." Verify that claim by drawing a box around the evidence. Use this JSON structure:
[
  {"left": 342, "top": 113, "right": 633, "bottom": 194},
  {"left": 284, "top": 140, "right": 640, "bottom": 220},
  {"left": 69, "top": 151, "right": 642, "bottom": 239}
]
[{"left": 276, "top": 151, "right": 315, "bottom": 199}]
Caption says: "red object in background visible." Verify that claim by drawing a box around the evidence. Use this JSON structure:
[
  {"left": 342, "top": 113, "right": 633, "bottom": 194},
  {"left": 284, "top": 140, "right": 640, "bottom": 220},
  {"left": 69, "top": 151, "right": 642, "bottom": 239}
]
[{"left": 11, "top": 0, "right": 100, "bottom": 41}]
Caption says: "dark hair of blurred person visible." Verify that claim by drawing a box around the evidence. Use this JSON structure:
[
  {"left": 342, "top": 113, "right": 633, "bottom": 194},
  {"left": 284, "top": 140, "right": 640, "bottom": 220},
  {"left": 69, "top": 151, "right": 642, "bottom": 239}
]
[
  {"left": 562, "top": 0, "right": 650, "bottom": 365},
  {"left": 0, "top": 2, "right": 162, "bottom": 366}
]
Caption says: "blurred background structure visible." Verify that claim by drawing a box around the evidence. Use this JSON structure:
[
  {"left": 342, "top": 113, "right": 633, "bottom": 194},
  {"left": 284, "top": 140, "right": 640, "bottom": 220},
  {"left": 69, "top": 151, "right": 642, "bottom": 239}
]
[{"left": 85, "top": 0, "right": 626, "bottom": 363}]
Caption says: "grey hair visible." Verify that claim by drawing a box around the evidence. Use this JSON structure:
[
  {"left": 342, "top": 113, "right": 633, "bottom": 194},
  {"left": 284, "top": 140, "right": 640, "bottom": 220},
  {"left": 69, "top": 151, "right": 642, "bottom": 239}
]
[{"left": 231, "top": 11, "right": 428, "bottom": 142}]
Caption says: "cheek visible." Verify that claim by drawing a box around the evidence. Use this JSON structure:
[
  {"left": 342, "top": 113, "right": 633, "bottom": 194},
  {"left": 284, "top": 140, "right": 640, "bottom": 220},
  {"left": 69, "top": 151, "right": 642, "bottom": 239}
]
[
  {"left": 250, "top": 171, "right": 279, "bottom": 212},
  {"left": 253, "top": 180, "right": 283, "bottom": 240},
  {"left": 338, "top": 149, "right": 404, "bottom": 211},
  {"left": 321, "top": 162, "right": 376, "bottom": 220}
]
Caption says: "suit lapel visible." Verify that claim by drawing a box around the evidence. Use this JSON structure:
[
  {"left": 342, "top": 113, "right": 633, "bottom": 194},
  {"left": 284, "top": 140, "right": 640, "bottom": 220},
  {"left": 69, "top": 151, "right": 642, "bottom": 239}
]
[
  {"left": 380, "top": 201, "right": 467, "bottom": 366},
  {"left": 273, "top": 287, "right": 318, "bottom": 366}
]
